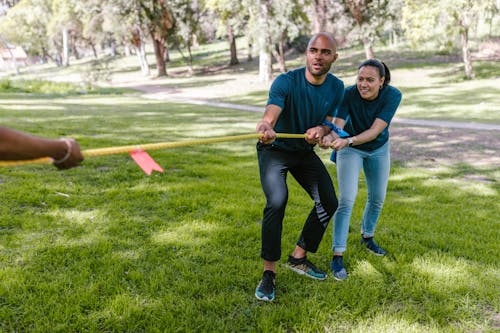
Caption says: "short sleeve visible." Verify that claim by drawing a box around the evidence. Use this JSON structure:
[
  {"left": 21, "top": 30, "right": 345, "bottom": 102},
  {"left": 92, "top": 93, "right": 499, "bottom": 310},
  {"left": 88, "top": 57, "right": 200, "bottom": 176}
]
[
  {"left": 376, "top": 87, "right": 402, "bottom": 125},
  {"left": 266, "top": 74, "right": 290, "bottom": 109}
]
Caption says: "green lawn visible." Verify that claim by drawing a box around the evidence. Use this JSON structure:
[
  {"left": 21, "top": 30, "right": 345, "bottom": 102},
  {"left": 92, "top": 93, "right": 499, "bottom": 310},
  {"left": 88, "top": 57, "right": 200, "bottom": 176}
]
[{"left": 0, "top": 91, "right": 499, "bottom": 332}]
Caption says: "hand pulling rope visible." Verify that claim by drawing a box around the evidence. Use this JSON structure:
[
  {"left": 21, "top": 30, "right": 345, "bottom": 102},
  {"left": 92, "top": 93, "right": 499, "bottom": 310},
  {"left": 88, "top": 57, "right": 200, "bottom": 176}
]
[{"left": 0, "top": 133, "right": 306, "bottom": 167}]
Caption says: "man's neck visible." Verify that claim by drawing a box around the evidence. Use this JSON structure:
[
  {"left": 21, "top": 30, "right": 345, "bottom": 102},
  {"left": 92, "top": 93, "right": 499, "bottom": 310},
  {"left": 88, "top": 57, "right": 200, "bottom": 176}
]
[{"left": 305, "top": 70, "right": 327, "bottom": 85}]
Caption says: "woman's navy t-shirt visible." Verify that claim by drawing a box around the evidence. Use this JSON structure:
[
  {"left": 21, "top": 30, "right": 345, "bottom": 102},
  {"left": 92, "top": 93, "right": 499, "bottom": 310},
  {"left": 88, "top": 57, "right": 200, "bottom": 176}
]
[{"left": 336, "top": 85, "right": 402, "bottom": 151}]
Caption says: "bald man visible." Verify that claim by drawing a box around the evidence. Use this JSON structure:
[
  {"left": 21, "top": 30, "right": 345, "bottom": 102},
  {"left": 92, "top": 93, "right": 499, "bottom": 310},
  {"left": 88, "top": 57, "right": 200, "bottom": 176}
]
[{"left": 254, "top": 33, "right": 345, "bottom": 301}]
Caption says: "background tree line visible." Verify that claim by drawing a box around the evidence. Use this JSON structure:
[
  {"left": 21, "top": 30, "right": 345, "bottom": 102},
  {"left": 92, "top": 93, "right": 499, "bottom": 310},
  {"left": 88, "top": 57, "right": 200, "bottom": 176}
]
[{"left": 0, "top": 0, "right": 498, "bottom": 81}]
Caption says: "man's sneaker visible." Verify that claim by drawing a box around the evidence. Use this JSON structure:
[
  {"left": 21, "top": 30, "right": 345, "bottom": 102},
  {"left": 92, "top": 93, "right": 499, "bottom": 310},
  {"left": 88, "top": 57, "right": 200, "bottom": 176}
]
[
  {"left": 361, "top": 237, "right": 387, "bottom": 256},
  {"left": 330, "top": 255, "right": 348, "bottom": 281},
  {"left": 287, "top": 255, "right": 327, "bottom": 280},
  {"left": 255, "top": 270, "right": 276, "bottom": 301}
]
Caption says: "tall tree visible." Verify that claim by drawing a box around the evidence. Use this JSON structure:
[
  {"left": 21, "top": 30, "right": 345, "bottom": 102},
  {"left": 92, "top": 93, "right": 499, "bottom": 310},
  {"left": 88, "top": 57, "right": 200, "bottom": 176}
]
[
  {"left": 167, "top": 0, "right": 203, "bottom": 73},
  {"left": 402, "top": 0, "right": 498, "bottom": 79},
  {"left": 338, "top": 0, "right": 397, "bottom": 59},
  {"left": 269, "top": 0, "right": 308, "bottom": 73},
  {"left": 48, "top": 0, "right": 83, "bottom": 66},
  {"left": 138, "top": 0, "right": 174, "bottom": 77},
  {"left": 206, "top": 0, "right": 245, "bottom": 66}
]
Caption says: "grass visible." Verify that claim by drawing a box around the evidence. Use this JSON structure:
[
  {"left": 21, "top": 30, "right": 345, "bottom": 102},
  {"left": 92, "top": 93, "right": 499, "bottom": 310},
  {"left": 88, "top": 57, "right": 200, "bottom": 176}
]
[
  {"left": 0, "top": 91, "right": 499, "bottom": 332},
  {"left": 0, "top": 40, "right": 499, "bottom": 331}
]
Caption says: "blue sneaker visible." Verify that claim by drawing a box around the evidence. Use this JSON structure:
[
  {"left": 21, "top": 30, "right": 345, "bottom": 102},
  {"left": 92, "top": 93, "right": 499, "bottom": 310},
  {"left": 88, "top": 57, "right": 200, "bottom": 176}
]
[
  {"left": 361, "top": 237, "right": 387, "bottom": 256},
  {"left": 287, "top": 255, "right": 327, "bottom": 280},
  {"left": 330, "top": 255, "right": 348, "bottom": 281},
  {"left": 255, "top": 270, "right": 275, "bottom": 301}
]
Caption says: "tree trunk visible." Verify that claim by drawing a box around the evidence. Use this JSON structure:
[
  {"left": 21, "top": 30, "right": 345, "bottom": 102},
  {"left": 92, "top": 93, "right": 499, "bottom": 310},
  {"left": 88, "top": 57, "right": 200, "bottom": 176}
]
[
  {"left": 247, "top": 42, "right": 253, "bottom": 62},
  {"left": 460, "top": 26, "right": 474, "bottom": 79},
  {"left": 258, "top": 0, "right": 272, "bottom": 82},
  {"left": 62, "top": 28, "right": 69, "bottom": 66},
  {"left": 90, "top": 42, "right": 98, "bottom": 58},
  {"left": 363, "top": 37, "right": 375, "bottom": 59},
  {"left": 272, "top": 31, "right": 287, "bottom": 73},
  {"left": 227, "top": 23, "right": 239, "bottom": 65},
  {"left": 131, "top": 27, "right": 150, "bottom": 76},
  {"left": 71, "top": 33, "right": 80, "bottom": 60},
  {"left": 312, "top": 0, "right": 328, "bottom": 33},
  {"left": 135, "top": 44, "right": 150, "bottom": 76},
  {"left": 150, "top": 31, "right": 167, "bottom": 77}
]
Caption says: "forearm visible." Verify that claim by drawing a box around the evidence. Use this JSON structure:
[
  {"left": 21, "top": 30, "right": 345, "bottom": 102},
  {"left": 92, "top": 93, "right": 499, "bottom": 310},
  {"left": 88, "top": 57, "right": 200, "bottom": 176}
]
[
  {"left": 0, "top": 127, "right": 67, "bottom": 161},
  {"left": 348, "top": 128, "right": 379, "bottom": 146}
]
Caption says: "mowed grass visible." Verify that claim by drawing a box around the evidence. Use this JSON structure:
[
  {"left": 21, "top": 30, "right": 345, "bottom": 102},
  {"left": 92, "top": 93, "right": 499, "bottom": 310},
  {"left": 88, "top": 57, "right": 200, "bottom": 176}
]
[{"left": 0, "top": 92, "right": 499, "bottom": 332}]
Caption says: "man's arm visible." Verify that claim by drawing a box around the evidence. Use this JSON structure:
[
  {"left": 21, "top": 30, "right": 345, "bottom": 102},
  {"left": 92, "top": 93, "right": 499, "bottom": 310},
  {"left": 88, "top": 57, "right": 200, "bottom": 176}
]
[
  {"left": 256, "top": 105, "right": 281, "bottom": 144},
  {"left": 0, "top": 126, "right": 83, "bottom": 169}
]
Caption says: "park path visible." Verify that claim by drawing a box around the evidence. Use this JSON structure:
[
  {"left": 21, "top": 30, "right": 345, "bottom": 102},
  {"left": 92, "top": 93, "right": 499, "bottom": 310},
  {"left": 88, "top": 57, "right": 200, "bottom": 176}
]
[
  {"left": 132, "top": 84, "right": 500, "bottom": 132},
  {"left": 125, "top": 83, "right": 499, "bottom": 171}
]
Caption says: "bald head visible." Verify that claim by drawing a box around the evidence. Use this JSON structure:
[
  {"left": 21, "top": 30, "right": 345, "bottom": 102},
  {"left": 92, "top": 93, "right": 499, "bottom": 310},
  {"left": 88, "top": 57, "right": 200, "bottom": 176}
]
[
  {"left": 305, "top": 32, "right": 339, "bottom": 83},
  {"left": 307, "top": 32, "right": 337, "bottom": 53}
]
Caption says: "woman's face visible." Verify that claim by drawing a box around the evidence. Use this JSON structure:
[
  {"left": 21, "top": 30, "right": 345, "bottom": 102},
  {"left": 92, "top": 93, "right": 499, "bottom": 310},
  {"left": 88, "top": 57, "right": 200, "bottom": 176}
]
[{"left": 356, "top": 66, "right": 385, "bottom": 101}]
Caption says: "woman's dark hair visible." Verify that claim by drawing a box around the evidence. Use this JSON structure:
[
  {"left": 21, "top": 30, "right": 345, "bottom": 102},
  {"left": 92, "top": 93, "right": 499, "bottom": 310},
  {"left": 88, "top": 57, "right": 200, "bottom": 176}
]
[{"left": 358, "top": 59, "right": 391, "bottom": 87}]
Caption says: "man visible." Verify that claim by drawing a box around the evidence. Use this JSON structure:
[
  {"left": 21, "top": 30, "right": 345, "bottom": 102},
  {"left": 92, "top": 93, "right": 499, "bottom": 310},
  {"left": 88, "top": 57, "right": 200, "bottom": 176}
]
[
  {"left": 0, "top": 126, "right": 83, "bottom": 169},
  {"left": 254, "top": 32, "right": 344, "bottom": 301}
]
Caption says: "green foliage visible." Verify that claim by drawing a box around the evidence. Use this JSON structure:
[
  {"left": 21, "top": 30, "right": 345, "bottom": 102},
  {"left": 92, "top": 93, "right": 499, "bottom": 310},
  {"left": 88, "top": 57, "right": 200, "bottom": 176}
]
[
  {"left": 402, "top": 0, "right": 499, "bottom": 50},
  {"left": 0, "top": 93, "right": 498, "bottom": 332}
]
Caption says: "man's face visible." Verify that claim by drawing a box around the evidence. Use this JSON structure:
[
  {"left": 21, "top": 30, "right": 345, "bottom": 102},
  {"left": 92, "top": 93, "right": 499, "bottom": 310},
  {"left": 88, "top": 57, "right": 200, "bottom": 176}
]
[{"left": 305, "top": 36, "right": 338, "bottom": 78}]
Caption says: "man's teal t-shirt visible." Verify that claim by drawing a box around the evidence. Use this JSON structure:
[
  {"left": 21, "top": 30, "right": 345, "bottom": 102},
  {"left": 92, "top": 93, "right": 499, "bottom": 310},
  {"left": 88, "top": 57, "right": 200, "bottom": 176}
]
[
  {"left": 267, "top": 67, "right": 344, "bottom": 151},
  {"left": 336, "top": 85, "right": 402, "bottom": 151}
]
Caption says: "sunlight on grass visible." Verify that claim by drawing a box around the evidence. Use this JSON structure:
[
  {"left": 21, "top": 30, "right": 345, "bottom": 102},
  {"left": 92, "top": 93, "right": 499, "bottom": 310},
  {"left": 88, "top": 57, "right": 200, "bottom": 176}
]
[
  {"left": 412, "top": 254, "right": 479, "bottom": 293},
  {"left": 341, "top": 313, "right": 442, "bottom": 333},
  {"left": 423, "top": 178, "right": 497, "bottom": 196},
  {"left": 0, "top": 267, "right": 24, "bottom": 290},
  {"left": 151, "top": 221, "right": 221, "bottom": 247},
  {"left": 0, "top": 104, "right": 66, "bottom": 111},
  {"left": 112, "top": 249, "right": 143, "bottom": 261},
  {"left": 390, "top": 168, "right": 437, "bottom": 181},
  {"left": 50, "top": 209, "right": 100, "bottom": 225},
  {"left": 352, "top": 260, "right": 384, "bottom": 281}
]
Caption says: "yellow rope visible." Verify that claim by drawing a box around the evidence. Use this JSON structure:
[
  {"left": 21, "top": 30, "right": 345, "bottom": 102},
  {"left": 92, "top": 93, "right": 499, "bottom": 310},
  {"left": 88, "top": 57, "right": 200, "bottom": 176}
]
[{"left": 0, "top": 133, "right": 306, "bottom": 167}]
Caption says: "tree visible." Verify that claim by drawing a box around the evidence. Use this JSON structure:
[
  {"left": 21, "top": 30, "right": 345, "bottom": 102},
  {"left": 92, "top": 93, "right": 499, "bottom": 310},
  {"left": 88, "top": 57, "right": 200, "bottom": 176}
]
[
  {"left": 206, "top": 0, "right": 246, "bottom": 66},
  {"left": 338, "top": 0, "right": 398, "bottom": 59},
  {"left": 0, "top": 0, "right": 52, "bottom": 61},
  {"left": 167, "top": 0, "right": 203, "bottom": 73},
  {"left": 47, "top": 0, "right": 83, "bottom": 66},
  {"left": 269, "top": 0, "right": 308, "bottom": 73},
  {"left": 402, "top": 0, "right": 498, "bottom": 79},
  {"left": 137, "top": 0, "right": 175, "bottom": 77}
]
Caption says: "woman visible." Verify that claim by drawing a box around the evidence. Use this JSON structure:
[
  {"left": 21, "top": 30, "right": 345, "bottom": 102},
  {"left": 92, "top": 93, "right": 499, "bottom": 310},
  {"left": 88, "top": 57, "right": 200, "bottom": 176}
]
[{"left": 321, "top": 59, "right": 402, "bottom": 280}]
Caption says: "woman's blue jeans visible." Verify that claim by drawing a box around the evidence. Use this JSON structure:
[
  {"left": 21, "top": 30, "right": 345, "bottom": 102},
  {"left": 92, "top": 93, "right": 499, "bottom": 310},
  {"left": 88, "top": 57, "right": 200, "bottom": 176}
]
[{"left": 332, "top": 142, "right": 390, "bottom": 253}]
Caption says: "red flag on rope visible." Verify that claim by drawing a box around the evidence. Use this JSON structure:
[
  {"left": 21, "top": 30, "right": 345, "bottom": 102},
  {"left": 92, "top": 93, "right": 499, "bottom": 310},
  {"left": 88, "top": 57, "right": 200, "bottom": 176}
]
[{"left": 129, "top": 149, "right": 164, "bottom": 175}]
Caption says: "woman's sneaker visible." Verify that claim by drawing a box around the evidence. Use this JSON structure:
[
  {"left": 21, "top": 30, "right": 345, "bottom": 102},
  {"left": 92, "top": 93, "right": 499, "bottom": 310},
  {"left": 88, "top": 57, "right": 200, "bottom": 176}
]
[
  {"left": 361, "top": 237, "right": 387, "bottom": 256},
  {"left": 287, "top": 255, "right": 327, "bottom": 280},
  {"left": 330, "top": 255, "right": 348, "bottom": 281},
  {"left": 255, "top": 270, "right": 276, "bottom": 301}
]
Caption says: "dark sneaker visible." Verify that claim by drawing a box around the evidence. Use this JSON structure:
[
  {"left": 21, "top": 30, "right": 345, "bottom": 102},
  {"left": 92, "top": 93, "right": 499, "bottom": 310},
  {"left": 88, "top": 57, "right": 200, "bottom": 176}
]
[
  {"left": 287, "top": 255, "right": 327, "bottom": 280},
  {"left": 255, "top": 270, "right": 276, "bottom": 301},
  {"left": 330, "top": 255, "right": 348, "bottom": 281},
  {"left": 361, "top": 237, "right": 387, "bottom": 256}
]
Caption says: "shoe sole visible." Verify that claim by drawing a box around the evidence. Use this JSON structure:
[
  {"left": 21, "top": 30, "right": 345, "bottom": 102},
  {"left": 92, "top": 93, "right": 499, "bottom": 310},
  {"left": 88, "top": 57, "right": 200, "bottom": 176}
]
[
  {"left": 287, "top": 264, "right": 327, "bottom": 281},
  {"left": 365, "top": 248, "right": 386, "bottom": 256},
  {"left": 332, "top": 275, "right": 347, "bottom": 281},
  {"left": 255, "top": 292, "right": 274, "bottom": 301}
]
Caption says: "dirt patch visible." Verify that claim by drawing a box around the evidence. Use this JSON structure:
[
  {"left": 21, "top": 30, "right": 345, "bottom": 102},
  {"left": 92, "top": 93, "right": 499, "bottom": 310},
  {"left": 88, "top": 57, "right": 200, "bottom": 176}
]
[{"left": 390, "top": 123, "right": 500, "bottom": 173}]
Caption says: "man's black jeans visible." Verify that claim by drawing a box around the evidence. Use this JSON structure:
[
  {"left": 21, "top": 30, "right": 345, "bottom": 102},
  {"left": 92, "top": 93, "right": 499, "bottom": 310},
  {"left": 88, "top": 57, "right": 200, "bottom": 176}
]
[{"left": 257, "top": 143, "right": 338, "bottom": 262}]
